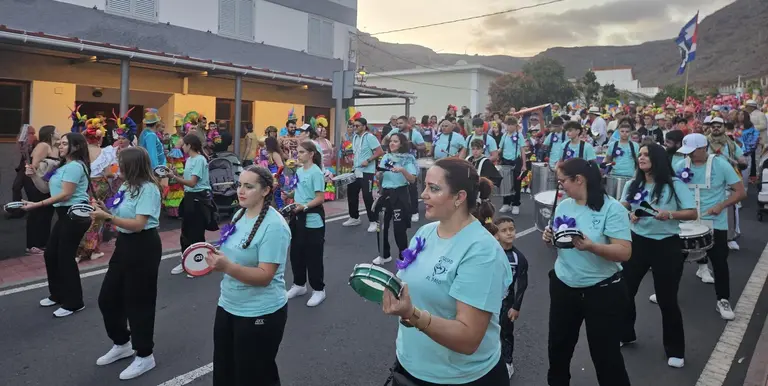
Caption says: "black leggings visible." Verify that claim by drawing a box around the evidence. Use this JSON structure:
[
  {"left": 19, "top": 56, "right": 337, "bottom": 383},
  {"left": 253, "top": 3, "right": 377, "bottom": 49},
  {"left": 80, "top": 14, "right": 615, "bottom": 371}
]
[
  {"left": 501, "top": 158, "right": 523, "bottom": 207},
  {"left": 179, "top": 193, "right": 210, "bottom": 253},
  {"left": 290, "top": 226, "right": 325, "bottom": 291},
  {"left": 347, "top": 173, "right": 375, "bottom": 222},
  {"left": 392, "top": 358, "right": 508, "bottom": 385},
  {"left": 44, "top": 206, "right": 91, "bottom": 310},
  {"left": 23, "top": 178, "right": 54, "bottom": 249},
  {"left": 695, "top": 230, "right": 731, "bottom": 300},
  {"left": 375, "top": 190, "right": 411, "bottom": 259}
]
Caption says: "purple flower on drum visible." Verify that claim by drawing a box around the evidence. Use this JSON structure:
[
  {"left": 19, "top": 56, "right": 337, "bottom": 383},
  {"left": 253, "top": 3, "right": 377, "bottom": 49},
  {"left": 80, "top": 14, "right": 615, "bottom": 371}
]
[
  {"left": 105, "top": 190, "right": 126, "bottom": 209},
  {"left": 553, "top": 215, "right": 577, "bottom": 232},
  {"left": 677, "top": 167, "right": 694, "bottom": 183},
  {"left": 216, "top": 223, "right": 237, "bottom": 247},
  {"left": 613, "top": 147, "right": 625, "bottom": 157},
  {"left": 627, "top": 189, "right": 648, "bottom": 205},
  {"left": 397, "top": 236, "right": 426, "bottom": 271}
]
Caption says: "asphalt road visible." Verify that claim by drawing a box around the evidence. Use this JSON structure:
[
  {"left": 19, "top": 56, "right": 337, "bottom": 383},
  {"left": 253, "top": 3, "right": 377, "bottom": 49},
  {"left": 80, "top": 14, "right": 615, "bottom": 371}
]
[{"left": 1, "top": 193, "right": 767, "bottom": 386}]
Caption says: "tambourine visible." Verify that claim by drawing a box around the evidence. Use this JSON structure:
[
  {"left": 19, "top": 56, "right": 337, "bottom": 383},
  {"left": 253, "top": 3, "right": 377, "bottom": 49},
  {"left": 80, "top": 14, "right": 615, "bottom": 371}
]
[
  {"left": 3, "top": 201, "right": 24, "bottom": 215},
  {"left": 278, "top": 203, "right": 298, "bottom": 217},
  {"left": 553, "top": 228, "right": 584, "bottom": 249},
  {"left": 153, "top": 165, "right": 171, "bottom": 177},
  {"left": 182, "top": 242, "right": 216, "bottom": 277},
  {"left": 67, "top": 204, "right": 94, "bottom": 222},
  {"left": 348, "top": 263, "right": 402, "bottom": 304}
]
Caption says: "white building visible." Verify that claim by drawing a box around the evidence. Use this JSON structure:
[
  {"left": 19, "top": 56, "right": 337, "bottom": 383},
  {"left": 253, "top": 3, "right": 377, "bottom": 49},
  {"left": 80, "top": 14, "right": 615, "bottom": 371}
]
[
  {"left": 358, "top": 63, "right": 506, "bottom": 123},
  {"left": 592, "top": 66, "right": 660, "bottom": 98}
]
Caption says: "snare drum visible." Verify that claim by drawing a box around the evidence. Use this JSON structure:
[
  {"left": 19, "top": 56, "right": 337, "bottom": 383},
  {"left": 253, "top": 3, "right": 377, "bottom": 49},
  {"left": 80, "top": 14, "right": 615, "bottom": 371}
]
[
  {"left": 495, "top": 165, "right": 514, "bottom": 197},
  {"left": 153, "top": 165, "right": 171, "bottom": 178},
  {"left": 67, "top": 204, "right": 94, "bottom": 223},
  {"left": 679, "top": 222, "right": 714, "bottom": 262},
  {"left": 348, "top": 263, "right": 402, "bottom": 304},
  {"left": 605, "top": 175, "right": 631, "bottom": 200},
  {"left": 3, "top": 201, "right": 24, "bottom": 215},
  {"left": 182, "top": 242, "right": 216, "bottom": 276},
  {"left": 416, "top": 158, "right": 434, "bottom": 170},
  {"left": 531, "top": 162, "right": 556, "bottom": 196},
  {"left": 554, "top": 228, "right": 584, "bottom": 249},
  {"left": 417, "top": 158, "right": 435, "bottom": 193},
  {"left": 533, "top": 190, "right": 562, "bottom": 232},
  {"left": 332, "top": 173, "right": 356, "bottom": 187}
]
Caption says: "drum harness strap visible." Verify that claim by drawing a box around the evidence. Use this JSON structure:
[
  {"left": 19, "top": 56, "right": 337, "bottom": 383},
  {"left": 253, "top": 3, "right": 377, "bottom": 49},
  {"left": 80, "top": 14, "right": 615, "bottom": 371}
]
[
  {"left": 611, "top": 141, "right": 638, "bottom": 169},
  {"left": 353, "top": 132, "right": 371, "bottom": 178},
  {"left": 434, "top": 132, "right": 454, "bottom": 159},
  {"left": 561, "top": 141, "right": 585, "bottom": 160},
  {"left": 466, "top": 133, "right": 489, "bottom": 152},
  {"left": 685, "top": 154, "right": 714, "bottom": 224}
]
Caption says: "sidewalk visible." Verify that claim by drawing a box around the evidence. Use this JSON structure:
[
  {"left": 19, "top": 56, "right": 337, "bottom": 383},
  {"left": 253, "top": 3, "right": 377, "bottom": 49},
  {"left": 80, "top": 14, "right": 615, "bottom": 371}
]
[
  {"left": 746, "top": 314, "right": 768, "bottom": 386},
  {"left": 0, "top": 200, "right": 355, "bottom": 289}
]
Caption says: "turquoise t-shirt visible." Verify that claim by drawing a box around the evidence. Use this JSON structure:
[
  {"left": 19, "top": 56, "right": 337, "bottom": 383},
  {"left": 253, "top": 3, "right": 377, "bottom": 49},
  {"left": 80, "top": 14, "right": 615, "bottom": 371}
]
[
  {"left": 184, "top": 154, "right": 211, "bottom": 192},
  {"left": 465, "top": 133, "right": 498, "bottom": 158},
  {"left": 218, "top": 208, "right": 291, "bottom": 317},
  {"left": 553, "top": 196, "right": 631, "bottom": 288},
  {"left": 708, "top": 141, "right": 744, "bottom": 159},
  {"left": 388, "top": 128, "right": 425, "bottom": 146},
  {"left": 620, "top": 178, "right": 696, "bottom": 240},
  {"left": 673, "top": 156, "right": 741, "bottom": 230},
  {"left": 379, "top": 153, "right": 418, "bottom": 189},
  {"left": 499, "top": 132, "right": 524, "bottom": 161},
  {"left": 49, "top": 161, "right": 89, "bottom": 207},
  {"left": 544, "top": 132, "right": 566, "bottom": 168},
  {"left": 561, "top": 141, "right": 597, "bottom": 162},
  {"left": 396, "top": 221, "right": 512, "bottom": 384},
  {"left": 352, "top": 132, "right": 381, "bottom": 174},
  {"left": 111, "top": 182, "right": 162, "bottom": 233},
  {"left": 607, "top": 141, "right": 639, "bottom": 177},
  {"left": 433, "top": 132, "right": 465, "bottom": 159},
  {"left": 295, "top": 164, "right": 325, "bottom": 228}
]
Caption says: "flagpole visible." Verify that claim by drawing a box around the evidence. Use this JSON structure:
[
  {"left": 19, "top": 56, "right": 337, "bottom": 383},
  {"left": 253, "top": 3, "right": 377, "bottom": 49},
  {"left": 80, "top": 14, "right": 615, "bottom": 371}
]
[{"left": 684, "top": 66, "right": 690, "bottom": 102}]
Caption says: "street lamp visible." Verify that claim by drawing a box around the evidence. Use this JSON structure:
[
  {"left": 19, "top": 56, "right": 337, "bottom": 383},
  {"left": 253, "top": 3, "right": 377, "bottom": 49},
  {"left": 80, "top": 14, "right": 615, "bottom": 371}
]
[{"left": 356, "top": 66, "right": 367, "bottom": 85}]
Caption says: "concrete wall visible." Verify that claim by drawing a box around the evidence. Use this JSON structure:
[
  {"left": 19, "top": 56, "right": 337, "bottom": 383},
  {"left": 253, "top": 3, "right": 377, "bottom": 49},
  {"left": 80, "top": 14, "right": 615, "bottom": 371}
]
[{"left": 29, "top": 81, "right": 77, "bottom": 135}]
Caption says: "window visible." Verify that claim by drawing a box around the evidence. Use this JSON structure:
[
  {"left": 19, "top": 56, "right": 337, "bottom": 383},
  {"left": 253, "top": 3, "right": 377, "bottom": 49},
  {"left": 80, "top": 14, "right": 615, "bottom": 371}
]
[
  {"left": 219, "top": 0, "right": 254, "bottom": 41},
  {"left": 0, "top": 80, "right": 30, "bottom": 139},
  {"left": 105, "top": 0, "right": 158, "bottom": 22},
  {"left": 308, "top": 16, "right": 334, "bottom": 58},
  {"left": 215, "top": 99, "right": 252, "bottom": 132}
]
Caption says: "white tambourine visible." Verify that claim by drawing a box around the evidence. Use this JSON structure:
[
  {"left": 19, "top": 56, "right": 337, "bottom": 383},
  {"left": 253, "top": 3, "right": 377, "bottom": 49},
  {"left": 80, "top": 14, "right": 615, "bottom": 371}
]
[
  {"left": 278, "top": 203, "right": 298, "bottom": 217},
  {"left": 553, "top": 228, "right": 584, "bottom": 249},
  {"left": 3, "top": 201, "right": 24, "bottom": 214},
  {"left": 153, "top": 165, "right": 171, "bottom": 177},
  {"left": 182, "top": 242, "right": 216, "bottom": 277},
  {"left": 67, "top": 204, "right": 94, "bottom": 222}
]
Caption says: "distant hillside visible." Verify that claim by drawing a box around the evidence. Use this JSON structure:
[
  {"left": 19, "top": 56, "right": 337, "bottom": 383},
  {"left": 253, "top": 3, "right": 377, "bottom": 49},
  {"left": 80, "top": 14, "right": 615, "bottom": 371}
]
[{"left": 357, "top": 0, "right": 768, "bottom": 88}]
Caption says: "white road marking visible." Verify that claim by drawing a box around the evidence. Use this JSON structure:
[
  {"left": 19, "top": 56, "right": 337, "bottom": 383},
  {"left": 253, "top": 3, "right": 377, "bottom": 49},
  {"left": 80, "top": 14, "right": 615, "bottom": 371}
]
[{"left": 696, "top": 242, "right": 768, "bottom": 386}]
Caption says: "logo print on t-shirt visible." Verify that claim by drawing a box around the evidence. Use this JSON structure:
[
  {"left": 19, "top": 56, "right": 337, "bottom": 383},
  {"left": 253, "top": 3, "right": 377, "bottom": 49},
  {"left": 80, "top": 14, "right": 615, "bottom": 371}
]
[{"left": 433, "top": 258, "right": 448, "bottom": 277}]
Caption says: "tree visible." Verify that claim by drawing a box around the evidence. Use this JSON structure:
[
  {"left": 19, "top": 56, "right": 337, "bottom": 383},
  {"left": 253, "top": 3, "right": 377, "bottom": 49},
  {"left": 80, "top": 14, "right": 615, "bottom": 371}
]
[
  {"left": 578, "top": 70, "right": 600, "bottom": 105},
  {"left": 488, "top": 58, "right": 576, "bottom": 113},
  {"left": 653, "top": 84, "right": 690, "bottom": 105},
  {"left": 600, "top": 83, "right": 620, "bottom": 107}
]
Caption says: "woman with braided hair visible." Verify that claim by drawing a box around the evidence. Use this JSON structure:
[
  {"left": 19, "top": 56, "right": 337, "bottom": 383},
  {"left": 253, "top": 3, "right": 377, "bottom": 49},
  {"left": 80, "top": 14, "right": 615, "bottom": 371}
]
[{"left": 205, "top": 165, "right": 291, "bottom": 386}]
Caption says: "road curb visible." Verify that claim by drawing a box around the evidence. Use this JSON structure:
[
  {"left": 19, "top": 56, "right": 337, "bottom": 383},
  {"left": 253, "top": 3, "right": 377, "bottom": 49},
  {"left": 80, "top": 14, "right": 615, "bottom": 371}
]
[{"left": 745, "top": 315, "right": 768, "bottom": 386}]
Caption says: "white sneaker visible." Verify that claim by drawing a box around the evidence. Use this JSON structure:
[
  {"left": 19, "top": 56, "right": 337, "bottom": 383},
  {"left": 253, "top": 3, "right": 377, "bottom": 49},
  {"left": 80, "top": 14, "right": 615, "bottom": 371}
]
[
  {"left": 367, "top": 222, "right": 378, "bottom": 233},
  {"left": 286, "top": 284, "right": 307, "bottom": 299},
  {"left": 717, "top": 299, "right": 735, "bottom": 320},
  {"left": 649, "top": 294, "right": 658, "bottom": 304},
  {"left": 506, "top": 363, "right": 514, "bottom": 378},
  {"left": 499, "top": 205, "right": 512, "bottom": 213},
  {"left": 696, "top": 265, "right": 715, "bottom": 284},
  {"left": 727, "top": 241, "right": 740, "bottom": 250},
  {"left": 511, "top": 206, "right": 520, "bottom": 215},
  {"left": 342, "top": 218, "right": 361, "bottom": 227},
  {"left": 91, "top": 252, "right": 105, "bottom": 260},
  {"left": 411, "top": 214, "right": 419, "bottom": 222},
  {"left": 372, "top": 256, "right": 392, "bottom": 265},
  {"left": 119, "top": 355, "right": 156, "bottom": 380},
  {"left": 668, "top": 357, "right": 685, "bottom": 368},
  {"left": 170, "top": 264, "right": 184, "bottom": 275},
  {"left": 53, "top": 306, "right": 85, "bottom": 318},
  {"left": 307, "top": 290, "right": 326, "bottom": 307},
  {"left": 39, "top": 297, "right": 57, "bottom": 307},
  {"left": 96, "top": 343, "right": 135, "bottom": 366}
]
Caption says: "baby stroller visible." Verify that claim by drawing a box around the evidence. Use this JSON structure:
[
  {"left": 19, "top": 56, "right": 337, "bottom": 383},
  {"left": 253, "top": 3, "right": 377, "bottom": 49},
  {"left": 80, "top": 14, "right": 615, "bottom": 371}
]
[
  {"left": 209, "top": 157, "right": 239, "bottom": 217},
  {"left": 757, "top": 151, "right": 768, "bottom": 221},
  {"left": 211, "top": 151, "right": 243, "bottom": 179}
]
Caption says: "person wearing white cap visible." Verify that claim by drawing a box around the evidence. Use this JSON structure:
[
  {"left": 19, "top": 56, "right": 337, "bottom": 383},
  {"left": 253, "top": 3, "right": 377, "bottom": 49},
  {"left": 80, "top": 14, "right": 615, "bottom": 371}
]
[
  {"left": 587, "top": 107, "right": 607, "bottom": 145},
  {"left": 670, "top": 133, "right": 746, "bottom": 320},
  {"left": 745, "top": 99, "right": 767, "bottom": 151}
]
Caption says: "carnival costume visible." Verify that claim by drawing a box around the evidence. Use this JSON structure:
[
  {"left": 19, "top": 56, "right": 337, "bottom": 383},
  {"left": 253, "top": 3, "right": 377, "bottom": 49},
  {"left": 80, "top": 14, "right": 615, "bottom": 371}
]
[{"left": 163, "top": 117, "right": 187, "bottom": 217}]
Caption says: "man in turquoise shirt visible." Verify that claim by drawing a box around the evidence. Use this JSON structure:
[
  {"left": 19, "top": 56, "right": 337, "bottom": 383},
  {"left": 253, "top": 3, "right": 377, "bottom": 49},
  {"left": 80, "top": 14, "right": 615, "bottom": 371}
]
[
  {"left": 543, "top": 116, "right": 566, "bottom": 169},
  {"left": 604, "top": 123, "right": 639, "bottom": 177},
  {"left": 465, "top": 118, "right": 498, "bottom": 160},
  {"left": 342, "top": 118, "right": 384, "bottom": 232}
]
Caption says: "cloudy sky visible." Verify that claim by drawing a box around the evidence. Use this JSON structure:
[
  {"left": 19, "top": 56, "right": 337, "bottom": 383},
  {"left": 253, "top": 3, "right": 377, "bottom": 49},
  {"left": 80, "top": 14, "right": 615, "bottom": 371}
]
[{"left": 357, "top": 0, "right": 736, "bottom": 57}]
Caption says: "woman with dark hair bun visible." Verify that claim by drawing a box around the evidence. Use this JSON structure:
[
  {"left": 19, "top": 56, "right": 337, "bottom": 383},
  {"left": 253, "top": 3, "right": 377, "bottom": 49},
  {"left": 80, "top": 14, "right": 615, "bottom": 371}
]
[
  {"left": 541, "top": 158, "right": 632, "bottom": 386},
  {"left": 380, "top": 157, "right": 512, "bottom": 385}
]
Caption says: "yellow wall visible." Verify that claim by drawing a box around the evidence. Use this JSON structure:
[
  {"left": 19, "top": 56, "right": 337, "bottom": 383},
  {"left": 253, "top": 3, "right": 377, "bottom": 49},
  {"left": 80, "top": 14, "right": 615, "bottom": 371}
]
[
  {"left": 253, "top": 102, "right": 305, "bottom": 136},
  {"left": 30, "top": 81, "right": 76, "bottom": 135},
  {"left": 170, "top": 94, "right": 217, "bottom": 124}
]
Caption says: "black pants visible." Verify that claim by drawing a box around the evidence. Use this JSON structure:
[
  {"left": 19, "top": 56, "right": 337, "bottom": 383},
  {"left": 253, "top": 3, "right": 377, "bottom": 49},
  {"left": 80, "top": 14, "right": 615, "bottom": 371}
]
[
  {"left": 290, "top": 226, "right": 325, "bottom": 290},
  {"left": 98, "top": 229, "right": 162, "bottom": 357},
  {"left": 24, "top": 178, "right": 54, "bottom": 249},
  {"left": 548, "top": 271, "right": 630, "bottom": 386},
  {"left": 391, "top": 358, "right": 508, "bottom": 386},
  {"left": 408, "top": 181, "right": 419, "bottom": 216},
  {"left": 500, "top": 300, "right": 515, "bottom": 364},
  {"left": 501, "top": 158, "right": 523, "bottom": 207},
  {"left": 621, "top": 233, "right": 685, "bottom": 358},
  {"left": 213, "top": 305, "right": 287, "bottom": 386},
  {"left": 44, "top": 206, "right": 91, "bottom": 311},
  {"left": 698, "top": 229, "right": 730, "bottom": 300},
  {"left": 347, "top": 173, "right": 375, "bottom": 222},
  {"left": 12, "top": 157, "right": 25, "bottom": 202},
  {"left": 179, "top": 194, "right": 209, "bottom": 253},
  {"left": 375, "top": 196, "right": 410, "bottom": 259}
]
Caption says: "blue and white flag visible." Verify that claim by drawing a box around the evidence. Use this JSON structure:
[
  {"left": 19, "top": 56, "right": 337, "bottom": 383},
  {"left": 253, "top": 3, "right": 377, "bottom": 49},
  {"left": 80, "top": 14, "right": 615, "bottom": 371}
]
[{"left": 676, "top": 12, "right": 699, "bottom": 75}]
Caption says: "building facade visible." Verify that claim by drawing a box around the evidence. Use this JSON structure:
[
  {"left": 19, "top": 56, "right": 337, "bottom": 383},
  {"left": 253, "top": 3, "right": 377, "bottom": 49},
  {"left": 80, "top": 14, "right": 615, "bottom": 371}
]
[{"left": 592, "top": 66, "right": 660, "bottom": 98}]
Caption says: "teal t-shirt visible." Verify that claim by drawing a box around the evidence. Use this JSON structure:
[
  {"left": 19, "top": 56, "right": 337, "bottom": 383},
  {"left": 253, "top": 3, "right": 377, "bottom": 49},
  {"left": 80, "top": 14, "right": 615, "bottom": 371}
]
[
  {"left": 708, "top": 141, "right": 744, "bottom": 159},
  {"left": 295, "top": 164, "right": 325, "bottom": 228},
  {"left": 396, "top": 221, "right": 512, "bottom": 384},
  {"left": 607, "top": 141, "right": 639, "bottom": 177},
  {"left": 465, "top": 133, "right": 498, "bottom": 158},
  {"left": 544, "top": 132, "right": 566, "bottom": 168},
  {"left": 184, "top": 154, "right": 211, "bottom": 192},
  {"left": 49, "top": 161, "right": 89, "bottom": 207},
  {"left": 433, "top": 132, "right": 465, "bottom": 159},
  {"left": 499, "top": 132, "right": 524, "bottom": 161},
  {"left": 620, "top": 178, "right": 696, "bottom": 240},
  {"left": 218, "top": 208, "right": 291, "bottom": 317},
  {"left": 388, "top": 128, "right": 425, "bottom": 146},
  {"left": 379, "top": 153, "right": 418, "bottom": 189},
  {"left": 673, "top": 156, "right": 741, "bottom": 230},
  {"left": 562, "top": 141, "right": 597, "bottom": 162},
  {"left": 352, "top": 132, "right": 381, "bottom": 174},
  {"left": 553, "top": 196, "right": 631, "bottom": 288},
  {"left": 111, "top": 182, "right": 162, "bottom": 233}
]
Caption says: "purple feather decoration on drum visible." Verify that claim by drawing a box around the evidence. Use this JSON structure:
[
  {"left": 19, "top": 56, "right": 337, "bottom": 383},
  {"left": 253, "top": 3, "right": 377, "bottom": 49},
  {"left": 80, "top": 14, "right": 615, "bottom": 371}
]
[
  {"left": 105, "top": 190, "right": 126, "bottom": 209},
  {"left": 553, "top": 215, "right": 577, "bottom": 232},
  {"left": 677, "top": 167, "right": 694, "bottom": 183},
  {"left": 216, "top": 223, "right": 237, "bottom": 247},
  {"left": 627, "top": 189, "right": 648, "bottom": 205},
  {"left": 397, "top": 236, "right": 425, "bottom": 270},
  {"left": 42, "top": 167, "right": 58, "bottom": 182}
]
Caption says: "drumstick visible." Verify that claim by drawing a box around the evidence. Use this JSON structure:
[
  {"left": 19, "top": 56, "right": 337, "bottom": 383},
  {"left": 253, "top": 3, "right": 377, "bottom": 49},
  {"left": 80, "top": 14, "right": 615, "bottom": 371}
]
[
  {"left": 212, "top": 182, "right": 234, "bottom": 187},
  {"left": 549, "top": 179, "right": 561, "bottom": 230}
]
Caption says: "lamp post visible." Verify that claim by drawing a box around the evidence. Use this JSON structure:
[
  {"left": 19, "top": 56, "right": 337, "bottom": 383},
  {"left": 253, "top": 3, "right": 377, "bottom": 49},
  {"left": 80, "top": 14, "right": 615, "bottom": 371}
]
[{"left": 356, "top": 66, "right": 367, "bottom": 86}]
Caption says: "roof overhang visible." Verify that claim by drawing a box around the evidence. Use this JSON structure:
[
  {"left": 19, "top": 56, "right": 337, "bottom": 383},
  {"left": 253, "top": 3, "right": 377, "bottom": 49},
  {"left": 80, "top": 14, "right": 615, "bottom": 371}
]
[{"left": 367, "top": 64, "right": 508, "bottom": 78}]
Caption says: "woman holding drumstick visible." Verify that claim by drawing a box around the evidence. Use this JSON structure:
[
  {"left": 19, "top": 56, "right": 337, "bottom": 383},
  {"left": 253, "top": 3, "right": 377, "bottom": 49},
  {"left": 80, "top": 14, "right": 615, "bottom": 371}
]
[
  {"left": 381, "top": 157, "right": 512, "bottom": 385},
  {"left": 541, "top": 158, "right": 632, "bottom": 386}
]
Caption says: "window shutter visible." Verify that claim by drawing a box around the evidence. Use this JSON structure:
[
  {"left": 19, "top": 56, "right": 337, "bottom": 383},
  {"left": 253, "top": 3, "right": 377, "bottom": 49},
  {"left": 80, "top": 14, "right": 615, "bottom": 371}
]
[
  {"left": 236, "top": 0, "right": 254, "bottom": 40},
  {"left": 134, "top": 0, "right": 157, "bottom": 21},
  {"left": 219, "top": 0, "right": 237, "bottom": 37},
  {"left": 106, "top": 0, "right": 132, "bottom": 15},
  {"left": 308, "top": 17, "right": 334, "bottom": 57}
]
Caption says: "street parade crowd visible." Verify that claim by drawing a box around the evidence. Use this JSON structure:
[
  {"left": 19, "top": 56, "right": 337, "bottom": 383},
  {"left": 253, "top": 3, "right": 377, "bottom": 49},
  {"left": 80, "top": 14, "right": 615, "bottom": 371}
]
[{"left": 5, "top": 94, "right": 768, "bottom": 385}]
